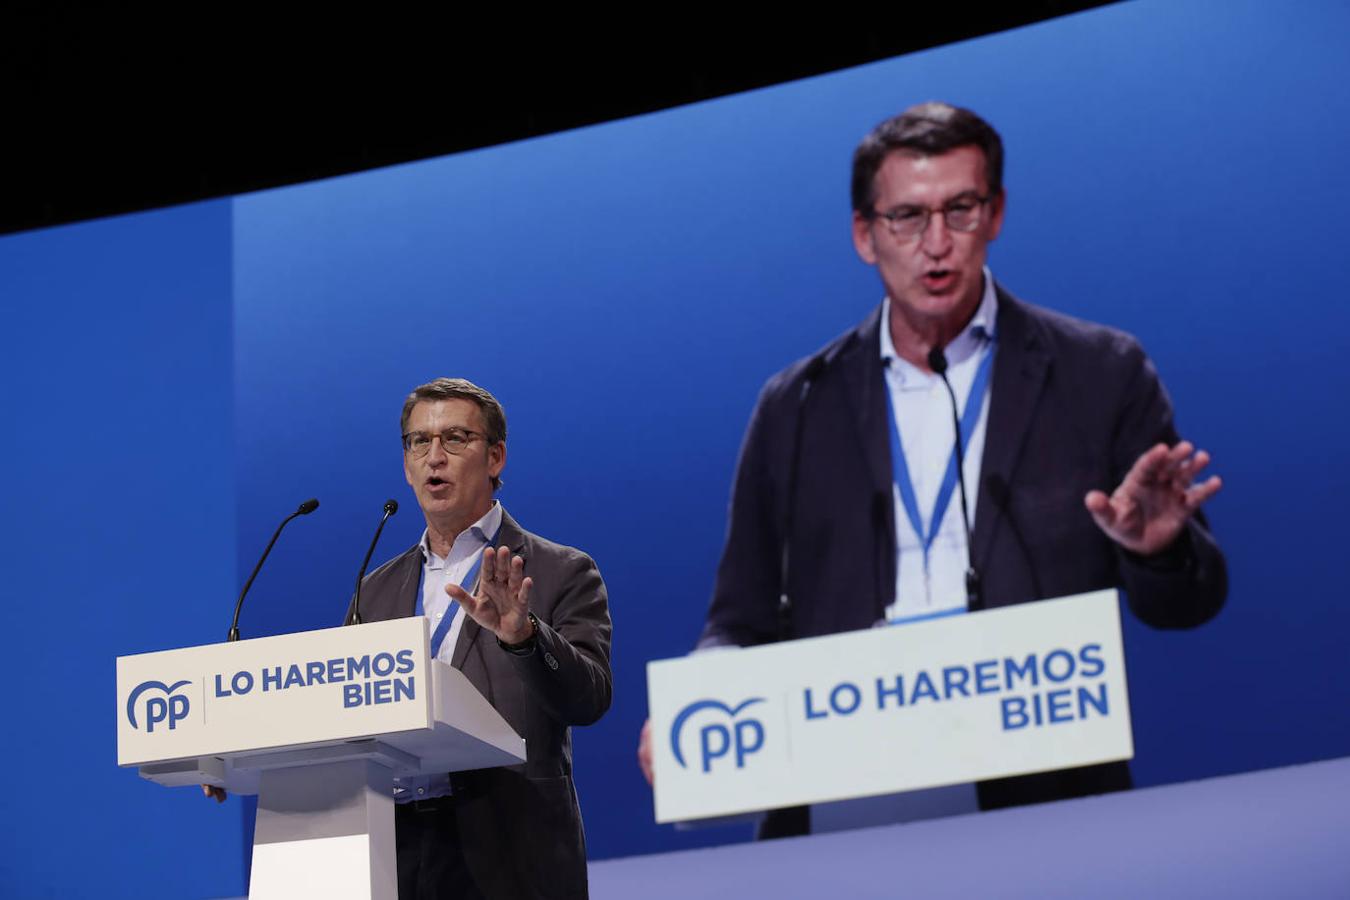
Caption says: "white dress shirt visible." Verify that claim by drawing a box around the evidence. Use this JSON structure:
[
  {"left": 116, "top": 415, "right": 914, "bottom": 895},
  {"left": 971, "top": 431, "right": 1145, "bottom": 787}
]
[
  {"left": 881, "top": 269, "right": 998, "bottom": 624},
  {"left": 393, "top": 500, "right": 502, "bottom": 803}
]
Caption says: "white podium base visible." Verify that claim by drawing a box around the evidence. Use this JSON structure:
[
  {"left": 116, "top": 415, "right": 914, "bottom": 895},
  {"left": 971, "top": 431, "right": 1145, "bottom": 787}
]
[{"left": 249, "top": 759, "right": 395, "bottom": 900}]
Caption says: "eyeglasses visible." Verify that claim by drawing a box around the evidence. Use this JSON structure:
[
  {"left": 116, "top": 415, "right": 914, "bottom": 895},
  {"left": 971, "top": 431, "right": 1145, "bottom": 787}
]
[
  {"left": 401, "top": 427, "right": 488, "bottom": 458},
  {"left": 868, "top": 194, "right": 991, "bottom": 239}
]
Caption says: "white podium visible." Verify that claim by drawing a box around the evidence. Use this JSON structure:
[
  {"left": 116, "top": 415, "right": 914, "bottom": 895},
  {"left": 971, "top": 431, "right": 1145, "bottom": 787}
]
[
  {"left": 647, "top": 589, "right": 1135, "bottom": 823},
  {"left": 116, "top": 617, "right": 524, "bottom": 900}
]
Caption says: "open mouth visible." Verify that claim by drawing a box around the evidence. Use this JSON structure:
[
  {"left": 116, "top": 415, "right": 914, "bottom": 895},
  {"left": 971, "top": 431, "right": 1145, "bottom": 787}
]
[
  {"left": 427, "top": 477, "right": 448, "bottom": 487},
  {"left": 923, "top": 269, "right": 955, "bottom": 290}
]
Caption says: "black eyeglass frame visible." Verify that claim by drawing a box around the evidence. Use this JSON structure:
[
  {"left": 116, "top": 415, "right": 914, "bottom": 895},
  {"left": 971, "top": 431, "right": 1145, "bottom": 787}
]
[{"left": 401, "top": 427, "right": 491, "bottom": 458}]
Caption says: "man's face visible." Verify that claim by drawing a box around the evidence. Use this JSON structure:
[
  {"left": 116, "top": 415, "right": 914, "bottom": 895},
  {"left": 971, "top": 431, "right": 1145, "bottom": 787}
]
[
  {"left": 852, "top": 145, "right": 1005, "bottom": 332},
  {"left": 402, "top": 398, "right": 504, "bottom": 532}
]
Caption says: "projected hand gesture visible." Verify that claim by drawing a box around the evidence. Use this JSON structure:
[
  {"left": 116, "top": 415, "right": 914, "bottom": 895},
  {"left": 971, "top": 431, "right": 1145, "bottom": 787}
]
[{"left": 1085, "top": 440, "right": 1222, "bottom": 556}]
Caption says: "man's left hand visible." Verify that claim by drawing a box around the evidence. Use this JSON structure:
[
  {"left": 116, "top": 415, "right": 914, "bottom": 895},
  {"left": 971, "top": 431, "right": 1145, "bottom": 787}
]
[
  {"left": 1085, "top": 440, "right": 1222, "bottom": 556},
  {"left": 448, "top": 545, "right": 535, "bottom": 644}
]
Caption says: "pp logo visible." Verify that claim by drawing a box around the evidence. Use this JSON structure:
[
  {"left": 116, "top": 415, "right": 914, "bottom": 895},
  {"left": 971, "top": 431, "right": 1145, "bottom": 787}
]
[
  {"left": 126, "top": 679, "right": 193, "bottom": 733},
  {"left": 669, "top": 697, "right": 766, "bottom": 773}
]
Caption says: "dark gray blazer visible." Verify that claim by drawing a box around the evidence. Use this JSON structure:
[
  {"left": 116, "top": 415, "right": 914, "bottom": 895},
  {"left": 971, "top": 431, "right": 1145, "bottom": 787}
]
[
  {"left": 698, "top": 287, "right": 1227, "bottom": 808},
  {"left": 353, "top": 509, "right": 612, "bottom": 900}
]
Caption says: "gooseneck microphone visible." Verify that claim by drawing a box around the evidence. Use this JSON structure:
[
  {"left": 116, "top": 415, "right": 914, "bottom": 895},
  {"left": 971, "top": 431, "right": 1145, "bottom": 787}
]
[
  {"left": 348, "top": 499, "right": 398, "bottom": 626},
  {"left": 779, "top": 353, "right": 827, "bottom": 641},
  {"left": 228, "top": 498, "right": 320, "bottom": 642},
  {"left": 927, "top": 345, "right": 982, "bottom": 609}
]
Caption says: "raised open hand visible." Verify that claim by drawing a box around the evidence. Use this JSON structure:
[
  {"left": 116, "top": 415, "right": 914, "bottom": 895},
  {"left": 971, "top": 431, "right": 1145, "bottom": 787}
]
[
  {"left": 1085, "top": 440, "right": 1222, "bottom": 556},
  {"left": 447, "top": 545, "right": 535, "bottom": 645}
]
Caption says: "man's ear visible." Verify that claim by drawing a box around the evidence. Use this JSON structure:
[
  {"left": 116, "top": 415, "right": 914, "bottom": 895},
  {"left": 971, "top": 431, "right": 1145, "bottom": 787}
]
[
  {"left": 488, "top": 440, "right": 506, "bottom": 482},
  {"left": 852, "top": 212, "right": 878, "bottom": 265},
  {"left": 985, "top": 188, "right": 1007, "bottom": 242}
]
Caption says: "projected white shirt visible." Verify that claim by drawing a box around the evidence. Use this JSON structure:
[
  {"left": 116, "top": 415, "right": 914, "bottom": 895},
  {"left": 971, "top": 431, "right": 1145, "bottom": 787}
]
[{"left": 880, "top": 268, "right": 998, "bottom": 624}]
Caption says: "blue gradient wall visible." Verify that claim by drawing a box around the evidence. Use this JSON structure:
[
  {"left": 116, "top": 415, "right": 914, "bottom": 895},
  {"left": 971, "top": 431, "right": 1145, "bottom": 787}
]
[{"left": 0, "top": 202, "right": 242, "bottom": 896}]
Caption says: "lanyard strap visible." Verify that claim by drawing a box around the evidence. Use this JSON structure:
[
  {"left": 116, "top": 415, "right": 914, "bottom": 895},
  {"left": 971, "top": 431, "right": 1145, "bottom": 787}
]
[
  {"left": 417, "top": 522, "right": 504, "bottom": 658},
  {"left": 884, "top": 342, "right": 996, "bottom": 570}
]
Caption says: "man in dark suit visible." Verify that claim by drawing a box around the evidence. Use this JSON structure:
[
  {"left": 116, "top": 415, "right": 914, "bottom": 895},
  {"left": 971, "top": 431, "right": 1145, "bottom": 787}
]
[
  {"left": 357, "top": 377, "right": 612, "bottom": 900},
  {"left": 638, "top": 102, "right": 1225, "bottom": 828}
]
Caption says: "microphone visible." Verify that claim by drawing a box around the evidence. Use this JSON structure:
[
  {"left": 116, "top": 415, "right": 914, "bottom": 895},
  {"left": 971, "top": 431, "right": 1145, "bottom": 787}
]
[
  {"left": 928, "top": 345, "right": 982, "bottom": 609},
  {"left": 228, "top": 498, "right": 319, "bottom": 642},
  {"left": 926, "top": 346, "right": 948, "bottom": 376},
  {"left": 779, "top": 352, "right": 827, "bottom": 642},
  {"left": 348, "top": 499, "right": 399, "bottom": 626}
]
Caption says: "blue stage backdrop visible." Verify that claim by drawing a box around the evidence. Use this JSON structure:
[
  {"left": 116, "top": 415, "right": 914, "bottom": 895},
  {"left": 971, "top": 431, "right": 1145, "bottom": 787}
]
[
  {"left": 4, "top": 1, "right": 1349, "bottom": 896},
  {"left": 0, "top": 202, "right": 242, "bottom": 896}
]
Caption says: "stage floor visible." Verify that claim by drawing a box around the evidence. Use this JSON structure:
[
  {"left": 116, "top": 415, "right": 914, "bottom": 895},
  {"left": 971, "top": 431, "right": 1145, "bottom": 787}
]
[{"left": 591, "top": 756, "right": 1350, "bottom": 899}]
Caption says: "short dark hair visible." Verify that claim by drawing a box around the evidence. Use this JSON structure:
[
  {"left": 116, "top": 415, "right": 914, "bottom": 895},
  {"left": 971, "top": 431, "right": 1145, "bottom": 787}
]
[
  {"left": 401, "top": 377, "right": 507, "bottom": 490},
  {"left": 851, "top": 102, "right": 1005, "bottom": 214}
]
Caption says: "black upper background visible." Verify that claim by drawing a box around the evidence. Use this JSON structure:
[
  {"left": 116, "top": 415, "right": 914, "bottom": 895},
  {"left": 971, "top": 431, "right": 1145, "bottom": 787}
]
[{"left": 2, "top": 4, "right": 1114, "bottom": 237}]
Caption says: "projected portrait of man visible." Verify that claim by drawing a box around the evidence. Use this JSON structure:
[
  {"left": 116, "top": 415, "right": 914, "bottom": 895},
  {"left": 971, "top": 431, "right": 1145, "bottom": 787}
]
[{"left": 641, "top": 102, "right": 1226, "bottom": 835}]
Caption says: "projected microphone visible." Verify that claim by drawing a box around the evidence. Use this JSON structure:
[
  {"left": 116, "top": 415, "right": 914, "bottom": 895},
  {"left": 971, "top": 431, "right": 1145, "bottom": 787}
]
[
  {"left": 928, "top": 345, "right": 982, "bottom": 609},
  {"left": 348, "top": 499, "right": 399, "bottom": 626},
  {"left": 780, "top": 352, "right": 827, "bottom": 641},
  {"left": 228, "top": 498, "right": 320, "bottom": 642}
]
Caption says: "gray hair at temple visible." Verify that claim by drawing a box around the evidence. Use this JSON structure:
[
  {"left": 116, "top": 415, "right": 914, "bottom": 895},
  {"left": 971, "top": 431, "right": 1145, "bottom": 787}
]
[
  {"left": 400, "top": 377, "right": 507, "bottom": 490},
  {"left": 850, "top": 102, "right": 1005, "bottom": 214}
]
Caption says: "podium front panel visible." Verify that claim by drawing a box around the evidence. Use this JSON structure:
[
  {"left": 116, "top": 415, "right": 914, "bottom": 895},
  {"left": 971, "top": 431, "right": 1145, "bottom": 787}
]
[
  {"left": 648, "top": 590, "right": 1134, "bottom": 822},
  {"left": 117, "top": 618, "right": 433, "bottom": 767}
]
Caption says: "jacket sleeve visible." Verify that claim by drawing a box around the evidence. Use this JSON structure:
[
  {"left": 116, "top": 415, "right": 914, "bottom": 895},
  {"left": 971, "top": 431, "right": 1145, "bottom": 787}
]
[
  {"left": 503, "top": 547, "right": 613, "bottom": 726},
  {"left": 1108, "top": 340, "right": 1228, "bottom": 628},
  {"left": 697, "top": 378, "right": 791, "bottom": 649}
]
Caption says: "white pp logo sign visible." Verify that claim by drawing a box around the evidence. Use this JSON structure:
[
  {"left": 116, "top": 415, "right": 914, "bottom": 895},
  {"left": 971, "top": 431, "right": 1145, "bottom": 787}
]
[{"left": 648, "top": 590, "right": 1134, "bottom": 823}]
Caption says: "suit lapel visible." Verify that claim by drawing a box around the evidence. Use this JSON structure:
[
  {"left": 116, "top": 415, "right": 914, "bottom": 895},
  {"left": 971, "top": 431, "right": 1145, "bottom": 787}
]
[
  {"left": 973, "top": 288, "right": 1052, "bottom": 573},
  {"left": 368, "top": 545, "right": 422, "bottom": 621},
  {"left": 837, "top": 305, "right": 895, "bottom": 505},
  {"left": 449, "top": 508, "right": 528, "bottom": 670},
  {"left": 396, "top": 548, "right": 421, "bottom": 618}
]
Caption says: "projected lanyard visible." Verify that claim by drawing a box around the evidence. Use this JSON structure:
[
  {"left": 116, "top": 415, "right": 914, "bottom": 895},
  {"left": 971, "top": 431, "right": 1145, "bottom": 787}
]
[
  {"left": 884, "top": 340, "right": 996, "bottom": 612},
  {"left": 416, "top": 522, "right": 504, "bottom": 658}
]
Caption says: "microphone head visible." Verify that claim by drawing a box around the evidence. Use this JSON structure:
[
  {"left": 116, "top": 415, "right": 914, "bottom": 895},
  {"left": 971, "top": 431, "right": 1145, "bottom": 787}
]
[
  {"left": 297, "top": 498, "right": 320, "bottom": 515},
  {"left": 383, "top": 499, "right": 399, "bottom": 515},
  {"left": 926, "top": 345, "right": 949, "bottom": 375}
]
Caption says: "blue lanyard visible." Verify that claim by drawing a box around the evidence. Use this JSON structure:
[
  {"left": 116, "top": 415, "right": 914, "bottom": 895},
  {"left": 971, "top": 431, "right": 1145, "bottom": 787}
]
[
  {"left": 417, "top": 522, "right": 503, "bottom": 658},
  {"left": 884, "top": 342, "right": 996, "bottom": 573}
]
